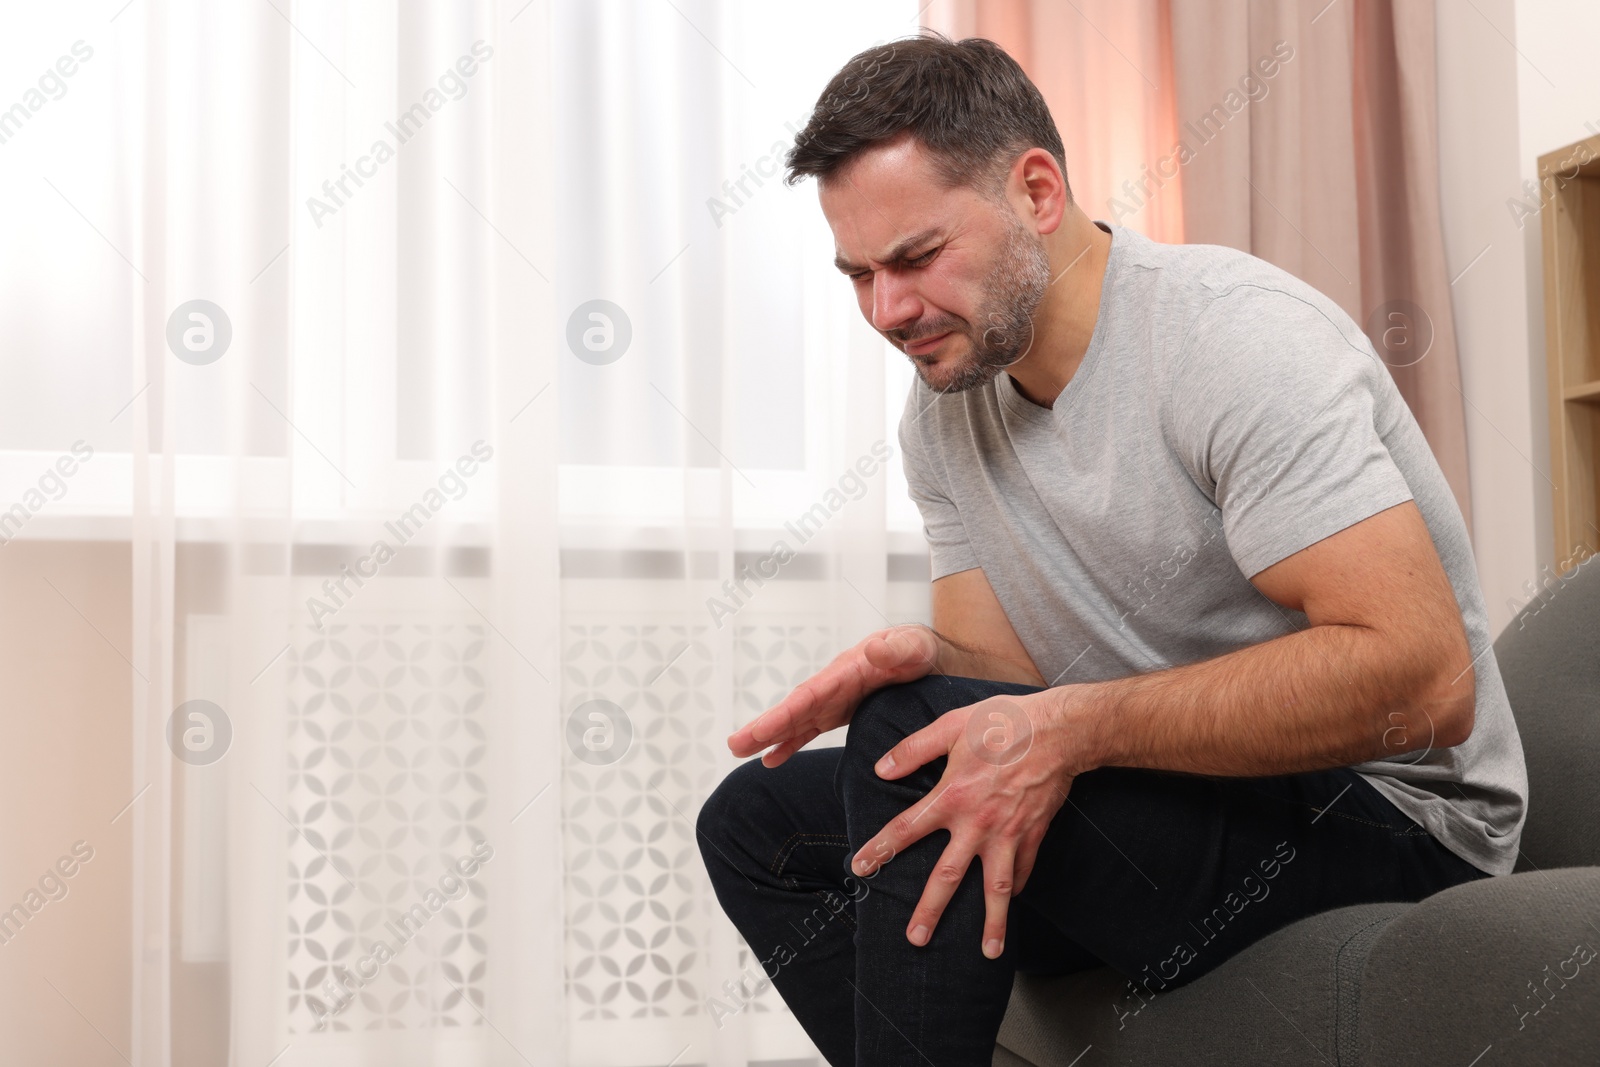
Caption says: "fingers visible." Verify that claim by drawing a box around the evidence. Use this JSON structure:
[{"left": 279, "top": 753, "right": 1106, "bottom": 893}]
[
  {"left": 853, "top": 836, "right": 899, "bottom": 878},
  {"left": 874, "top": 711, "right": 960, "bottom": 780},
  {"left": 728, "top": 678, "right": 824, "bottom": 757},
  {"left": 861, "top": 625, "right": 938, "bottom": 678},
  {"left": 728, "top": 625, "right": 929, "bottom": 759},
  {"left": 980, "top": 844, "right": 1016, "bottom": 959},
  {"left": 759, "top": 726, "right": 821, "bottom": 767},
  {"left": 731, "top": 648, "right": 861, "bottom": 757},
  {"left": 904, "top": 838, "right": 973, "bottom": 948},
  {"left": 851, "top": 783, "right": 947, "bottom": 877}
]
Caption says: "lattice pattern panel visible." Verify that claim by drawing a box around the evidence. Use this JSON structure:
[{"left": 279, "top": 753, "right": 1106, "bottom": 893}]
[
  {"left": 283, "top": 617, "right": 490, "bottom": 1033},
  {"left": 563, "top": 618, "right": 835, "bottom": 1023}
]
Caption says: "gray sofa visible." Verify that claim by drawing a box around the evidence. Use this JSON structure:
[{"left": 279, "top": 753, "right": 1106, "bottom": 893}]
[{"left": 994, "top": 556, "right": 1600, "bottom": 1066}]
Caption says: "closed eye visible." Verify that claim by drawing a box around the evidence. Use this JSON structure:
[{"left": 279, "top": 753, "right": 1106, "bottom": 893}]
[{"left": 844, "top": 245, "right": 941, "bottom": 282}]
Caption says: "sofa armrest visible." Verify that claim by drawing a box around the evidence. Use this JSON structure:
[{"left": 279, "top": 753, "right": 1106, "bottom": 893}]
[{"left": 1359, "top": 867, "right": 1600, "bottom": 1066}]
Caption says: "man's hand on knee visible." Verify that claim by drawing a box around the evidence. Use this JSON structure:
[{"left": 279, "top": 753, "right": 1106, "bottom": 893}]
[
  {"left": 849, "top": 691, "right": 1087, "bottom": 960},
  {"left": 727, "top": 624, "right": 941, "bottom": 767}
]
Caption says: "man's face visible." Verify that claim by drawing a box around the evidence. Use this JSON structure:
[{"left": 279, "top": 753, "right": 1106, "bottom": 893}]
[{"left": 819, "top": 135, "right": 1051, "bottom": 393}]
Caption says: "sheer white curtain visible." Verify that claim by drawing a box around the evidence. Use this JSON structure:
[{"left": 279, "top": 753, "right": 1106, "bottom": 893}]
[
  {"left": 121, "top": 2, "right": 560, "bottom": 1063},
  {"left": 550, "top": 3, "right": 919, "bottom": 1064},
  {"left": 4, "top": 0, "right": 918, "bottom": 1065}
]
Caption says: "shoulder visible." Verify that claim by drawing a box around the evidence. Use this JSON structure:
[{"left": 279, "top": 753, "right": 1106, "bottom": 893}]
[
  {"left": 1171, "top": 271, "right": 1381, "bottom": 387},
  {"left": 1128, "top": 242, "right": 1400, "bottom": 431},
  {"left": 1099, "top": 227, "right": 1371, "bottom": 371},
  {"left": 1108, "top": 226, "right": 1362, "bottom": 339}
]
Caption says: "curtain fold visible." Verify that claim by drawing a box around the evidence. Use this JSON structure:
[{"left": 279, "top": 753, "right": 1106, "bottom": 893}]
[
  {"left": 112, "top": 2, "right": 563, "bottom": 1064},
  {"left": 129, "top": 0, "right": 173, "bottom": 1060},
  {"left": 485, "top": 1, "right": 568, "bottom": 1058},
  {"left": 1353, "top": 0, "right": 1473, "bottom": 531}
]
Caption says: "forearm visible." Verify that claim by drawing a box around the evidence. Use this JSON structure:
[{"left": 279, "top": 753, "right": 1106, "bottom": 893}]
[{"left": 1053, "top": 622, "right": 1475, "bottom": 778}]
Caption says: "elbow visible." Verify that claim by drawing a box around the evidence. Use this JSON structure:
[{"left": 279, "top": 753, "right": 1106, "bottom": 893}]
[
  {"left": 1422, "top": 621, "right": 1478, "bottom": 750},
  {"left": 1426, "top": 669, "right": 1476, "bottom": 750},
  {"left": 1381, "top": 666, "right": 1474, "bottom": 758},
  {"left": 1435, "top": 694, "right": 1475, "bottom": 749}
]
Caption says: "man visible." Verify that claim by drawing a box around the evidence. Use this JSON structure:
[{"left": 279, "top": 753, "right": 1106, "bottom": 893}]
[{"left": 696, "top": 32, "right": 1526, "bottom": 1067}]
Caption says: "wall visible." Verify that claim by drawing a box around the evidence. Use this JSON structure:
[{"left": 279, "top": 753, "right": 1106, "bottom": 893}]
[
  {"left": 0, "top": 541, "right": 231, "bottom": 1066},
  {"left": 1513, "top": 0, "right": 1600, "bottom": 571},
  {"left": 1437, "top": 0, "right": 1600, "bottom": 636},
  {"left": 0, "top": 542, "right": 133, "bottom": 1065}
]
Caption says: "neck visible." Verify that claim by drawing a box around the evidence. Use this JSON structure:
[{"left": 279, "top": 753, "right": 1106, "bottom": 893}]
[{"left": 1005, "top": 205, "right": 1113, "bottom": 408}]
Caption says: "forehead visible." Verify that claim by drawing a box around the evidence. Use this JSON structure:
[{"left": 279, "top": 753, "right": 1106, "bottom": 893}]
[{"left": 819, "top": 136, "right": 982, "bottom": 267}]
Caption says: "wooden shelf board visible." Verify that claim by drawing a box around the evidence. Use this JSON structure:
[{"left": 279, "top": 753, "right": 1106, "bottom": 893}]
[
  {"left": 1541, "top": 133, "right": 1600, "bottom": 562},
  {"left": 1539, "top": 132, "right": 1600, "bottom": 179}
]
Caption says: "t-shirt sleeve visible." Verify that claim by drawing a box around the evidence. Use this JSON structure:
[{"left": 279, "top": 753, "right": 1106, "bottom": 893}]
[
  {"left": 1168, "top": 286, "right": 1416, "bottom": 579},
  {"left": 899, "top": 386, "right": 980, "bottom": 580}
]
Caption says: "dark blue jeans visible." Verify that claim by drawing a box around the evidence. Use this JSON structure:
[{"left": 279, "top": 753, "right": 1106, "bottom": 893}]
[{"left": 696, "top": 675, "right": 1489, "bottom": 1067}]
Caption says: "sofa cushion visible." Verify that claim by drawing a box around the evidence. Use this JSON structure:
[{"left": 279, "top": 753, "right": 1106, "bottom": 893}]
[
  {"left": 1358, "top": 867, "right": 1600, "bottom": 1066},
  {"left": 994, "top": 901, "right": 1411, "bottom": 1067},
  {"left": 1494, "top": 555, "right": 1600, "bottom": 870}
]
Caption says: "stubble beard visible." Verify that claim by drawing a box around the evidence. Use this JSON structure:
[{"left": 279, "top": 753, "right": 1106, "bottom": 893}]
[{"left": 902, "top": 219, "right": 1051, "bottom": 394}]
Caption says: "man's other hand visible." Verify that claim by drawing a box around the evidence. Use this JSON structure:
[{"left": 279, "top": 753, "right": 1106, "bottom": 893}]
[{"left": 727, "top": 624, "right": 942, "bottom": 767}]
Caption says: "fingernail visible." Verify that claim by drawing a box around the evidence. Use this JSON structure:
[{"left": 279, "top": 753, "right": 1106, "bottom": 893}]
[
  {"left": 876, "top": 753, "right": 896, "bottom": 776},
  {"left": 983, "top": 938, "right": 1004, "bottom": 959},
  {"left": 910, "top": 924, "right": 929, "bottom": 946}
]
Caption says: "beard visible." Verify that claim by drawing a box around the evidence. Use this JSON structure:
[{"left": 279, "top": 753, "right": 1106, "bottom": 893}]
[{"left": 893, "top": 217, "right": 1051, "bottom": 394}]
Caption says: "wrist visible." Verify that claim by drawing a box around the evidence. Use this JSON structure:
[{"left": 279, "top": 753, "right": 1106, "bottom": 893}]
[{"left": 1040, "top": 681, "right": 1116, "bottom": 776}]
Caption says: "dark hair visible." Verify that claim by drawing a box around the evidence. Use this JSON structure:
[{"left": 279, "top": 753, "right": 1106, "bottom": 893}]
[{"left": 784, "top": 31, "right": 1070, "bottom": 200}]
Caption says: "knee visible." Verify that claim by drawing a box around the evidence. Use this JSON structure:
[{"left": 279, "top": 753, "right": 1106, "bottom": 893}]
[
  {"left": 840, "top": 677, "right": 952, "bottom": 784},
  {"left": 696, "top": 758, "right": 768, "bottom": 859},
  {"left": 846, "top": 675, "right": 979, "bottom": 754}
]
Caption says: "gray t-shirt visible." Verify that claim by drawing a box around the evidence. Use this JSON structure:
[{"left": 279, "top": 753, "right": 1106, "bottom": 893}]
[{"left": 899, "top": 221, "right": 1527, "bottom": 877}]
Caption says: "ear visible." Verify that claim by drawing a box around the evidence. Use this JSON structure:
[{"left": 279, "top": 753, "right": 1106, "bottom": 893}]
[{"left": 1010, "top": 148, "right": 1068, "bottom": 236}]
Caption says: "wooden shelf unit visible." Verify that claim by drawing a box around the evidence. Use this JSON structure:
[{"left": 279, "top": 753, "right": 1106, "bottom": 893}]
[{"left": 1539, "top": 131, "right": 1600, "bottom": 564}]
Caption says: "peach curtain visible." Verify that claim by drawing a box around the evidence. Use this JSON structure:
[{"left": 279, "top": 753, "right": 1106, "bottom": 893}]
[{"left": 923, "top": 0, "right": 1473, "bottom": 532}]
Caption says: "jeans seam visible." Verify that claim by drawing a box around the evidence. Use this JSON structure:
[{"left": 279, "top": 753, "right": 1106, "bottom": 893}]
[
  {"left": 809, "top": 887, "right": 858, "bottom": 931},
  {"left": 768, "top": 831, "right": 851, "bottom": 878},
  {"left": 1307, "top": 807, "right": 1433, "bottom": 835},
  {"left": 770, "top": 826, "right": 859, "bottom": 936}
]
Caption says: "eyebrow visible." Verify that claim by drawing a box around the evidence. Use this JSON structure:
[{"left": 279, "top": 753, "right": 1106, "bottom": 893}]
[{"left": 833, "top": 228, "right": 943, "bottom": 274}]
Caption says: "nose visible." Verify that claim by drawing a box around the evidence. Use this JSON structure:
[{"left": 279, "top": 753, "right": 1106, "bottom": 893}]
[{"left": 872, "top": 270, "right": 921, "bottom": 335}]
